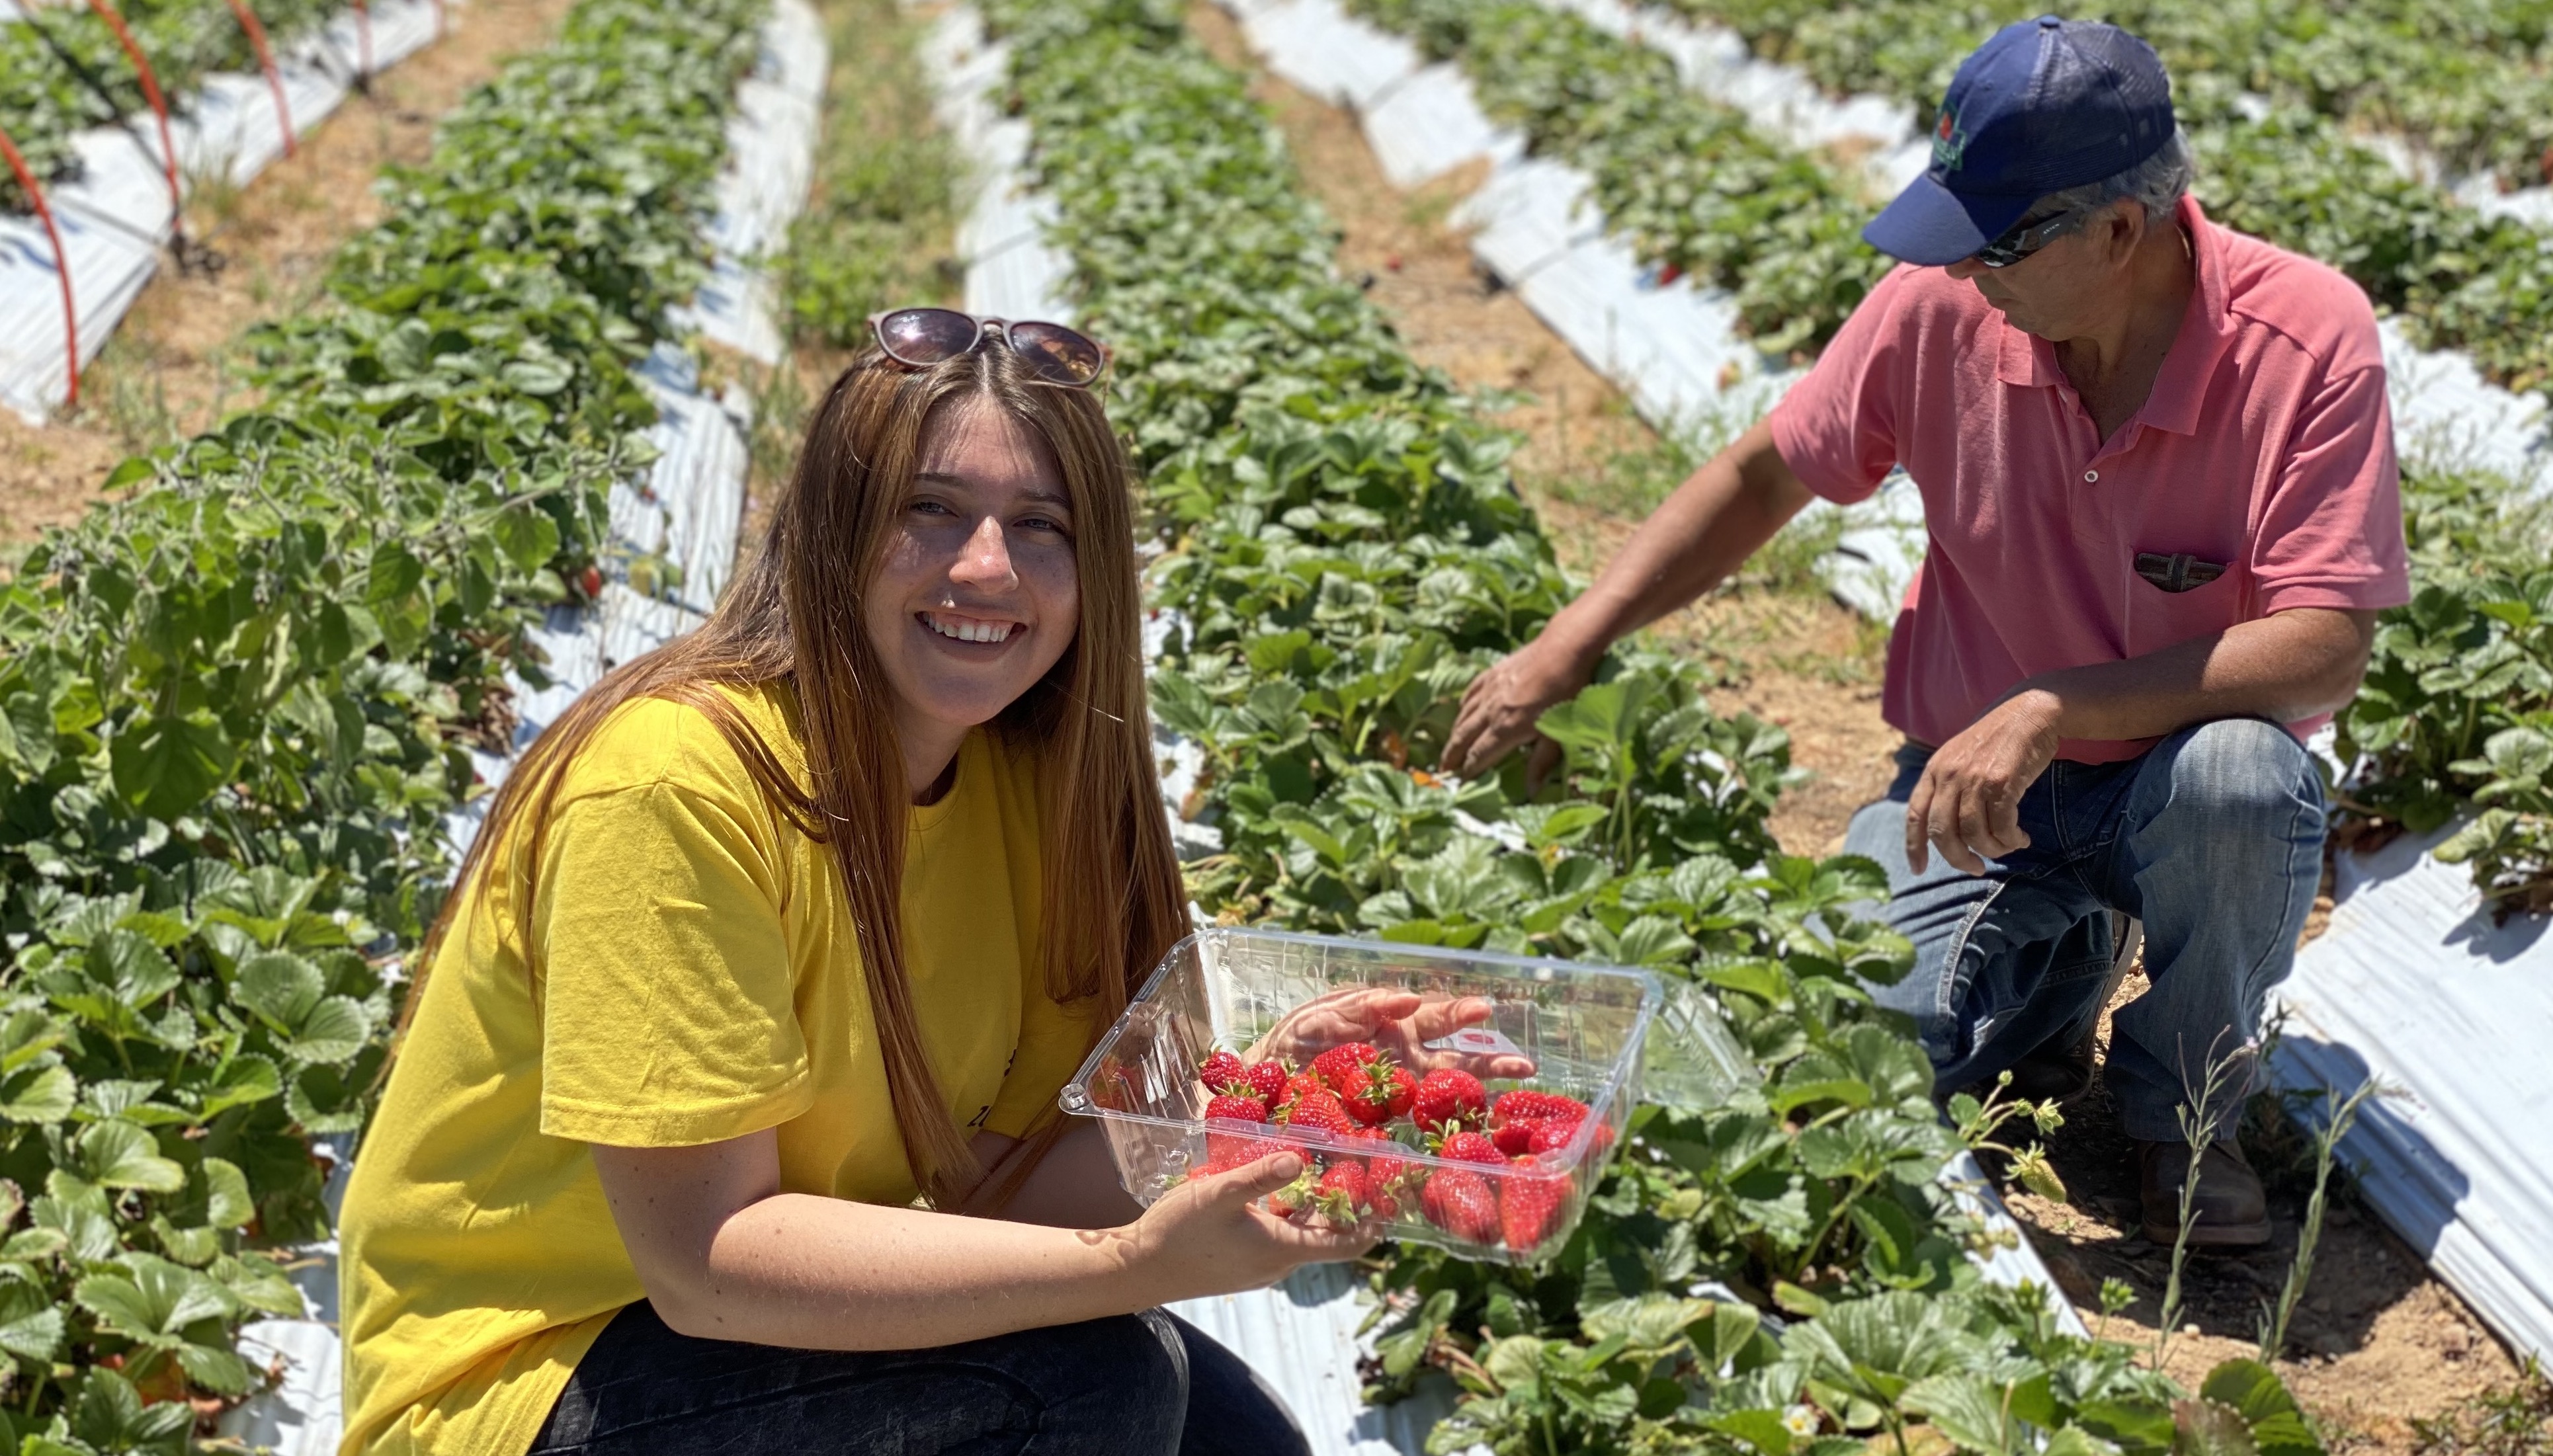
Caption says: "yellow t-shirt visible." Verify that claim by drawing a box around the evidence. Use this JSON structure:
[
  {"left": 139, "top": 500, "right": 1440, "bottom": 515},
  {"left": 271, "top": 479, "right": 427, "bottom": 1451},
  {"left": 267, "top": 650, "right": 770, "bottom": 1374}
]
[{"left": 335, "top": 682, "right": 1097, "bottom": 1456}]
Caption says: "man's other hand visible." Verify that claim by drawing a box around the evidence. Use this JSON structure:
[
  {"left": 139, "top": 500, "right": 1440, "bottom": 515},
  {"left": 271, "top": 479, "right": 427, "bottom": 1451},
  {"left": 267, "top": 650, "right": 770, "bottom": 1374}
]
[
  {"left": 1906, "top": 688, "right": 2064, "bottom": 874},
  {"left": 1441, "top": 633, "right": 1596, "bottom": 783}
]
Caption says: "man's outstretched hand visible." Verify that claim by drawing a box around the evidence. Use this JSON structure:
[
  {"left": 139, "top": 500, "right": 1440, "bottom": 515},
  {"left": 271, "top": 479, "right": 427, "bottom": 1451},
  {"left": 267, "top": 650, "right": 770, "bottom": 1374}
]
[
  {"left": 1906, "top": 688, "right": 2063, "bottom": 875},
  {"left": 1441, "top": 634, "right": 1595, "bottom": 784}
]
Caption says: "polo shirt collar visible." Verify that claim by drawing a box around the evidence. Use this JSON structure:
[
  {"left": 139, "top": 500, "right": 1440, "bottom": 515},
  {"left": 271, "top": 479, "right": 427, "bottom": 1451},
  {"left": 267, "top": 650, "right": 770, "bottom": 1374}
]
[{"left": 1991, "top": 193, "right": 2234, "bottom": 436}]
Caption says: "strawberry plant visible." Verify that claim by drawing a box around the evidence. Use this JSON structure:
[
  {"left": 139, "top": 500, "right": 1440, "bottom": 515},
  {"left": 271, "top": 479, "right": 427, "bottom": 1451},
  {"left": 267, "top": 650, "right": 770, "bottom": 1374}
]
[
  {"left": 984, "top": 0, "right": 2336, "bottom": 1447},
  {"left": 0, "top": 0, "right": 767, "bottom": 1440},
  {"left": 0, "top": 0, "right": 342, "bottom": 212}
]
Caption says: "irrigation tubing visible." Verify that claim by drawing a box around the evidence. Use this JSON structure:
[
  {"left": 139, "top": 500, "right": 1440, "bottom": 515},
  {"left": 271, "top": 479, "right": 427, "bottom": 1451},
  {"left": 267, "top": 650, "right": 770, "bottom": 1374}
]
[
  {"left": 83, "top": 0, "right": 184, "bottom": 236},
  {"left": 0, "top": 124, "right": 80, "bottom": 411},
  {"left": 220, "top": 0, "right": 297, "bottom": 161}
]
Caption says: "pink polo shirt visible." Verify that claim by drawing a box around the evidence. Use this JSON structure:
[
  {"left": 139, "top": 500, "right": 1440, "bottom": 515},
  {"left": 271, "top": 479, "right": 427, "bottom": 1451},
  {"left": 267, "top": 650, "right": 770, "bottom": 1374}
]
[{"left": 1769, "top": 194, "right": 2410, "bottom": 764}]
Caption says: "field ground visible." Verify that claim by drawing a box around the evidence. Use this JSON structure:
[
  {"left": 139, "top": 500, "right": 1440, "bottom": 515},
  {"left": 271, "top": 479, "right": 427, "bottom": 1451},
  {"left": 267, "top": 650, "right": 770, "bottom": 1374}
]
[
  {"left": 0, "top": 0, "right": 578, "bottom": 544},
  {"left": 1183, "top": 5, "right": 2532, "bottom": 1445}
]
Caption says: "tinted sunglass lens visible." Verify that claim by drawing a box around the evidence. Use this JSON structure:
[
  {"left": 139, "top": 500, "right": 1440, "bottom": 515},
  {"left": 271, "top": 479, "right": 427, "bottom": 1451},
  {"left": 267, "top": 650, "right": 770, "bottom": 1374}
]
[
  {"left": 1007, "top": 321, "right": 1107, "bottom": 385},
  {"left": 876, "top": 307, "right": 980, "bottom": 365}
]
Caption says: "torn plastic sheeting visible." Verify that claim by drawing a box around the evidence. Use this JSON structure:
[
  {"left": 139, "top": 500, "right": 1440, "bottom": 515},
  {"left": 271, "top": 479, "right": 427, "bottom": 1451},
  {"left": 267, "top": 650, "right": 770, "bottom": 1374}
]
[
  {"left": 182, "top": 50, "right": 353, "bottom": 189},
  {"left": 1232, "top": 0, "right": 1418, "bottom": 112},
  {"left": 1512, "top": 233, "right": 1790, "bottom": 435},
  {"left": 1360, "top": 61, "right": 1522, "bottom": 190},
  {"left": 2270, "top": 832, "right": 2553, "bottom": 1361},
  {"left": 0, "top": 204, "right": 157, "bottom": 421}
]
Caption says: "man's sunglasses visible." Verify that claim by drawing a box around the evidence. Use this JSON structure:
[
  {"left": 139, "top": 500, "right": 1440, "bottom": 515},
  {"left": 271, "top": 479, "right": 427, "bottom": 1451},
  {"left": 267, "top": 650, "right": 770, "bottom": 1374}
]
[
  {"left": 1972, "top": 208, "right": 2085, "bottom": 268},
  {"left": 868, "top": 307, "right": 1111, "bottom": 387}
]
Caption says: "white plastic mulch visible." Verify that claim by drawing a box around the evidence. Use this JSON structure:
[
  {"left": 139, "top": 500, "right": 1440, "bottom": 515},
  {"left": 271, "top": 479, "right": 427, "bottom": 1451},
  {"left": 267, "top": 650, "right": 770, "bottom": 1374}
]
[
  {"left": 1224, "top": 0, "right": 2553, "bottom": 1371},
  {"left": 0, "top": 0, "right": 451, "bottom": 422},
  {"left": 214, "top": 6, "right": 822, "bottom": 1450}
]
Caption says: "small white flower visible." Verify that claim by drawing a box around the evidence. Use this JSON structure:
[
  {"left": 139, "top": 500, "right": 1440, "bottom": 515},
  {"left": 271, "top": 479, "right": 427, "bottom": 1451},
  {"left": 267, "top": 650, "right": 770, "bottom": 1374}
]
[{"left": 1783, "top": 1404, "right": 1821, "bottom": 1437}]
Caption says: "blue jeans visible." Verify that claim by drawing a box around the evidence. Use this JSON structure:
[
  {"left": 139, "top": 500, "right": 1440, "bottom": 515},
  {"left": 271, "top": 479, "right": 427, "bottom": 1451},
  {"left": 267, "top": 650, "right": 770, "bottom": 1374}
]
[
  {"left": 528, "top": 1300, "right": 1308, "bottom": 1455},
  {"left": 1841, "top": 717, "right": 2325, "bottom": 1143}
]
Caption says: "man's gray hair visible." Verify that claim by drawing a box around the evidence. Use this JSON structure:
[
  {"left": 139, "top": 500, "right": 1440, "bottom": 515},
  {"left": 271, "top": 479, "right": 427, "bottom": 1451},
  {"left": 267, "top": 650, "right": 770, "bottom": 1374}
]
[{"left": 2031, "top": 128, "right": 2193, "bottom": 225}]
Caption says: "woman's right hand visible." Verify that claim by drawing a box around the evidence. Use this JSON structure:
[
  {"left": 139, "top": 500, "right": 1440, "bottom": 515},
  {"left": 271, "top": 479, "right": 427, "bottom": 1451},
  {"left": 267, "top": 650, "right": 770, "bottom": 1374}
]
[{"left": 1118, "top": 1153, "right": 1377, "bottom": 1303}]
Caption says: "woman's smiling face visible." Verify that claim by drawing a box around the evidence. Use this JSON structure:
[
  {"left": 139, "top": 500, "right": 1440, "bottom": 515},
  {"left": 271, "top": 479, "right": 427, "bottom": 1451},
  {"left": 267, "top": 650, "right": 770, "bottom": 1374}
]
[{"left": 862, "top": 393, "right": 1079, "bottom": 794}]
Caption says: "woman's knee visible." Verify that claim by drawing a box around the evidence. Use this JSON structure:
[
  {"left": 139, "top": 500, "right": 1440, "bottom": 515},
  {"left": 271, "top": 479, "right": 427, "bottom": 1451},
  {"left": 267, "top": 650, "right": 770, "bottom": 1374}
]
[{"left": 999, "top": 1311, "right": 1187, "bottom": 1451}]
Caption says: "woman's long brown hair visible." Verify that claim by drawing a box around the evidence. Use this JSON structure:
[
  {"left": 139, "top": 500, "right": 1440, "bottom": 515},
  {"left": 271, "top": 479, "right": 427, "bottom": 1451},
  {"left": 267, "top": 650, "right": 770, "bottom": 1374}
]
[{"left": 402, "top": 342, "right": 1192, "bottom": 1209}]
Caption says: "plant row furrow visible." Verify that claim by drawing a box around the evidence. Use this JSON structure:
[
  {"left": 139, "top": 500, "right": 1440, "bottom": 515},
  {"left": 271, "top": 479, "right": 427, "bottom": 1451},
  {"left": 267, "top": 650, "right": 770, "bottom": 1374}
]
[
  {"left": 0, "top": 0, "right": 765, "bottom": 1443},
  {"left": 984, "top": 1, "right": 2336, "bottom": 1448},
  {"left": 1347, "top": 0, "right": 2553, "bottom": 910}
]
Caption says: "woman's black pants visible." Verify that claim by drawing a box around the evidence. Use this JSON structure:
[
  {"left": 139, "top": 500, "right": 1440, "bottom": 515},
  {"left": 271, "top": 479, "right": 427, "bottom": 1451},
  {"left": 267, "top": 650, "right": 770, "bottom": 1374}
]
[{"left": 527, "top": 1300, "right": 1312, "bottom": 1455}]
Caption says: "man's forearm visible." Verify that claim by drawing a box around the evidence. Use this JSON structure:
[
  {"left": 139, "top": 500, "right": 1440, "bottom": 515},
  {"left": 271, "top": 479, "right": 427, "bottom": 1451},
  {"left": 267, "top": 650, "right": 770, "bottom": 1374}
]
[
  {"left": 2003, "top": 606, "right": 2376, "bottom": 744},
  {"left": 1542, "top": 418, "right": 1814, "bottom": 663}
]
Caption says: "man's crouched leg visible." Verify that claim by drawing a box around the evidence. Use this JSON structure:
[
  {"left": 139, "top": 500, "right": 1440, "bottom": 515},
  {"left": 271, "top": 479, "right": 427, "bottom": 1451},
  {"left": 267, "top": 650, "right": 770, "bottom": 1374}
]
[{"left": 1843, "top": 719, "right": 2323, "bottom": 1248}]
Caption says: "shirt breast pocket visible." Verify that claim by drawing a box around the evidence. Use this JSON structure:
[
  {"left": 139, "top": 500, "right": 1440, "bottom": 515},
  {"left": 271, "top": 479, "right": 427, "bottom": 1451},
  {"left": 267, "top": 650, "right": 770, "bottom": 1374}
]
[{"left": 2124, "top": 567, "right": 2245, "bottom": 659}]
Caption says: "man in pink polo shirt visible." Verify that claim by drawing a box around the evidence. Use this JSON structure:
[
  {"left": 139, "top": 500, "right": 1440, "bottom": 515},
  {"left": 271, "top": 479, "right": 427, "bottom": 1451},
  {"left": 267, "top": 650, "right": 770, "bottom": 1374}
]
[{"left": 1443, "top": 17, "right": 2407, "bottom": 1245}]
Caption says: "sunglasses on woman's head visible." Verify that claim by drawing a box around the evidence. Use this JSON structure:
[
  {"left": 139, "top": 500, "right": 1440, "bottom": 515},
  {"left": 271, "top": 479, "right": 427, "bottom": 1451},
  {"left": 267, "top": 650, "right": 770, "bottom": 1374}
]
[
  {"left": 1972, "top": 208, "right": 2086, "bottom": 268},
  {"left": 868, "top": 307, "right": 1111, "bottom": 387}
]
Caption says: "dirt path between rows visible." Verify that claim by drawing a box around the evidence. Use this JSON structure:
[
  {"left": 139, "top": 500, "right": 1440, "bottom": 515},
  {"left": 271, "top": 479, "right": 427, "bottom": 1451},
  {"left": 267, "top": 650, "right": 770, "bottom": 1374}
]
[
  {"left": 1183, "top": 5, "right": 2527, "bottom": 1446},
  {"left": 0, "top": 0, "right": 578, "bottom": 544}
]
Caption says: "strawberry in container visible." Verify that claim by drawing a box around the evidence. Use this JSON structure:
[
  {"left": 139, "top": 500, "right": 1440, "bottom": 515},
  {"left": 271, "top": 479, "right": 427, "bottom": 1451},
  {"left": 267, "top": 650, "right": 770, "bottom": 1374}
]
[{"left": 1058, "top": 928, "right": 1663, "bottom": 1264}]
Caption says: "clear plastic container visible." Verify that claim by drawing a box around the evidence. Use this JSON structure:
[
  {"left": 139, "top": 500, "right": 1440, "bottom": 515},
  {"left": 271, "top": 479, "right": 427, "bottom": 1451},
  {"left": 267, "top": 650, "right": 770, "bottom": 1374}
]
[{"left": 1059, "top": 927, "right": 1663, "bottom": 1264}]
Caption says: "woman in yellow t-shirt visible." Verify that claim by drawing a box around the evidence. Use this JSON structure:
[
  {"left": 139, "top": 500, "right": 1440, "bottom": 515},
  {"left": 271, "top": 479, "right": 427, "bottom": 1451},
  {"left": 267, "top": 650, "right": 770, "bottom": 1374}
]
[{"left": 335, "top": 313, "right": 1495, "bottom": 1455}]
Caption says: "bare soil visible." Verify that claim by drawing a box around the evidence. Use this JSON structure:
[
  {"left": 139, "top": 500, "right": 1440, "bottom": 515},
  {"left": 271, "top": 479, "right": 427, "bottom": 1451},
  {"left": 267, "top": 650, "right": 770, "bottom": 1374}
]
[
  {"left": 0, "top": 0, "right": 577, "bottom": 544},
  {"left": 1184, "top": 4, "right": 2532, "bottom": 1443}
]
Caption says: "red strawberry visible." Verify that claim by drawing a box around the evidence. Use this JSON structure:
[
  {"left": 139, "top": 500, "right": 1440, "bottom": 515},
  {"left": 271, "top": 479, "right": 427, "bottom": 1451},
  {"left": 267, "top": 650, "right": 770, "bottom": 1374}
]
[
  {"left": 1351, "top": 1131, "right": 1411, "bottom": 1219},
  {"left": 1491, "top": 1090, "right": 1592, "bottom": 1154},
  {"left": 1439, "top": 1130, "right": 1504, "bottom": 1166},
  {"left": 1311, "top": 1162, "right": 1370, "bottom": 1222},
  {"left": 578, "top": 564, "right": 604, "bottom": 599},
  {"left": 1203, "top": 1094, "right": 1271, "bottom": 1172},
  {"left": 1200, "top": 1050, "right": 1247, "bottom": 1093},
  {"left": 1526, "top": 1118, "right": 1581, "bottom": 1155},
  {"left": 1312, "top": 1042, "right": 1384, "bottom": 1098},
  {"left": 1499, "top": 1156, "right": 1569, "bottom": 1252},
  {"left": 1243, "top": 1059, "right": 1291, "bottom": 1107},
  {"left": 1412, "top": 1069, "right": 1486, "bottom": 1135},
  {"left": 1419, "top": 1166, "right": 1499, "bottom": 1243},
  {"left": 1341, "top": 1063, "right": 1417, "bottom": 1127},
  {"left": 1279, "top": 1089, "right": 1357, "bottom": 1138},
  {"left": 1493, "top": 1090, "right": 1589, "bottom": 1126}
]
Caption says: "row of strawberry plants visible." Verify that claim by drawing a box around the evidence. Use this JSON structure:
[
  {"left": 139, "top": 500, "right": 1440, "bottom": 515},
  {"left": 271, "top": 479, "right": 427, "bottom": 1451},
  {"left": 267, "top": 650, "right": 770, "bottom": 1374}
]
[
  {"left": 0, "top": 0, "right": 340, "bottom": 213},
  {"left": 985, "top": 0, "right": 2329, "bottom": 1449},
  {"left": 0, "top": 0, "right": 763, "bottom": 1444},
  {"left": 1669, "top": 0, "right": 2553, "bottom": 192},
  {"left": 1644, "top": 0, "right": 2553, "bottom": 405},
  {"left": 1347, "top": 0, "right": 2553, "bottom": 910}
]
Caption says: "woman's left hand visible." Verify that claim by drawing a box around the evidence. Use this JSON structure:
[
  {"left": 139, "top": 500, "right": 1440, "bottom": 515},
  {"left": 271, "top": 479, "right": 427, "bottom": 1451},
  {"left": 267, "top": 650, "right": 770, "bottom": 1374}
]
[{"left": 1253, "top": 986, "right": 1534, "bottom": 1081}]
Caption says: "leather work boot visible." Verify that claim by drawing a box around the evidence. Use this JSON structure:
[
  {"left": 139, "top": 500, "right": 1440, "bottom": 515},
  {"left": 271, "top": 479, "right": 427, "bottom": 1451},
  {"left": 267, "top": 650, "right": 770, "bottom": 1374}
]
[{"left": 2136, "top": 1137, "right": 2271, "bottom": 1247}]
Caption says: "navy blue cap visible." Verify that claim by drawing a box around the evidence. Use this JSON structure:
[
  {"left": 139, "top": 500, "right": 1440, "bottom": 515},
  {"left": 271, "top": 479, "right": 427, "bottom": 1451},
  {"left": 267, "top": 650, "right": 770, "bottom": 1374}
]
[{"left": 1864, "top": 16, "right": 2175, "bottom": 266}]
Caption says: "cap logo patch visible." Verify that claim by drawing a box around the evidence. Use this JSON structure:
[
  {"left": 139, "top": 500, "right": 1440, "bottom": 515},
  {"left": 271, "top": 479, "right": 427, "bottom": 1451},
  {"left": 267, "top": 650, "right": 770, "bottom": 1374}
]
[{"left": 1931, "top": 105, "right": 1968, "bottom": 170}]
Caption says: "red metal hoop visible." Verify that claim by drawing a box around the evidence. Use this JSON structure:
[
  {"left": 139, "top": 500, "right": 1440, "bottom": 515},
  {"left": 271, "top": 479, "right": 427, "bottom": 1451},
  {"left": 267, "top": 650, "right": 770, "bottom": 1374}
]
[
  {"left": 0, "top": 124, "right": 82, "bottom": 411},
  {"left": 351, "top": 0, "right": 373, "bottom": 78},
  {"left": 219, "top": 0, "right": 296, "bottom": 161},
  {"left": 84, "top": 0, "right": 183, "bottom": 231}
]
